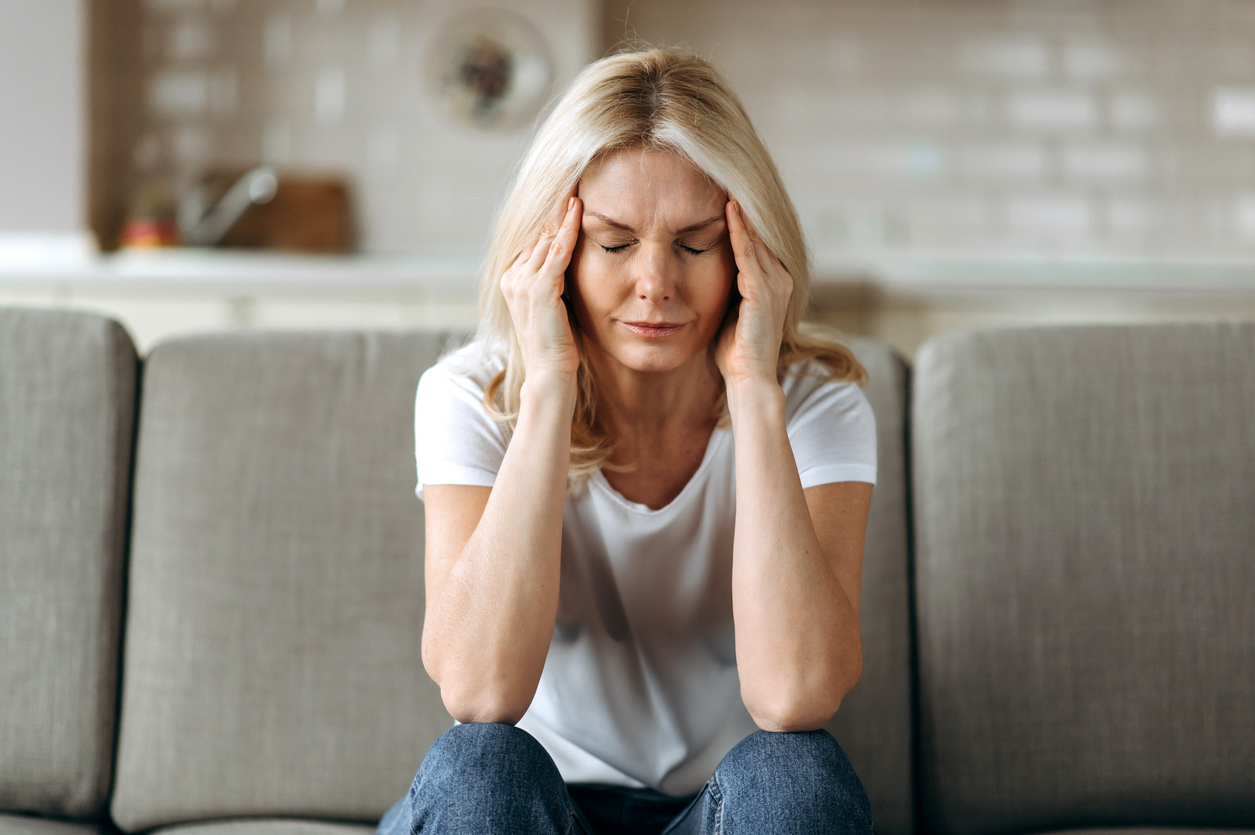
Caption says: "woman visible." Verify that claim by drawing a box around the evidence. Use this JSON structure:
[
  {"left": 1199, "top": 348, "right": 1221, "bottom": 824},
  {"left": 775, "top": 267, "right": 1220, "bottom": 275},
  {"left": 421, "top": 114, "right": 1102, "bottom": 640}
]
[{"left": 380, "top": 48, "right": 877, "bottom": 835}]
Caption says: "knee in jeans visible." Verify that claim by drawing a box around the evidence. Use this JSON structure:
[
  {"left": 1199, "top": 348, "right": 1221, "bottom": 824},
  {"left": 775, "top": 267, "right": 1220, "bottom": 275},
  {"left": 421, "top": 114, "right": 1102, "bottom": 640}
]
[
  {"left": 415, "top": 722, "right": 558, "bottom": 795},
  {"left": 721, "top": 728, "right": 851, "bottom": 774},
  {"left": 716, "top": 729, "right": 870, "bottom": 818},
  {"left": 410, "top": 723, "right": 575, "bottom": 832}
]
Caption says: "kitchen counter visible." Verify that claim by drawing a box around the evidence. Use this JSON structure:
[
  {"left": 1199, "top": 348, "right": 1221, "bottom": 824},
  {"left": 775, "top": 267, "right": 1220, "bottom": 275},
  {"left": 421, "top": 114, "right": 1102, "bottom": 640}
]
[
  {"left": 0, "top": 248, "right": 483, "bottom": 298},
  {"left": 3, "top": 247, "right": 1255, "bottom": 296},
  {"left": 0, "top": 248, "right": 486, "bottom": 351},
  {"left": 4, "top": 246, "right": 1255, "bottom": 355},
  {"left": 813, "top": 250, "right": 1255, "bottom": 295}
]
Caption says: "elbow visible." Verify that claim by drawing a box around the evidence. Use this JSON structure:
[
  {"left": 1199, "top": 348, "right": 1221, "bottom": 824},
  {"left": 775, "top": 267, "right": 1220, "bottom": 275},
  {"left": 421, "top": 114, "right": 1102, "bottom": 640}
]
[
  {"left": 421, "top": 631, "right": 540, "bottom": 725},
  {"left": 746, "top": 694, "right": 842, "bottom": 733},
  {"left": 439, "top": 680, "right": 533, "bottom": 726},
  {"left": 837, "top": 641, "right": 864, "bottom": 702},
  {"left": 424, "top": 642, "right": 536, "bottom": 725},
  {"left": 744, "top": 646, "right": 863, "bottom": 733}
]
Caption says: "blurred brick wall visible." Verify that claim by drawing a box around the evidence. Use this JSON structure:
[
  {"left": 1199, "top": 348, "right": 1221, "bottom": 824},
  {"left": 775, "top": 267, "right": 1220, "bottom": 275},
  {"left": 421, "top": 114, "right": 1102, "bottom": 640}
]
[
  {"left": 109, "top": 0, "right": 1255, "bottom": 262},
  {"left": 608, "top": 0, "right": 1255, "bottom": 265},
  {"left": 112, "top": 0, "right": 595, "bottom": 254}
]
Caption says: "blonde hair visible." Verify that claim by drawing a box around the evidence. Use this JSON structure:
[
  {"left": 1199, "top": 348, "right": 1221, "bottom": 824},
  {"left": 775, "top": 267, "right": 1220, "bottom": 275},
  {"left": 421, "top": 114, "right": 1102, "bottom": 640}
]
[{"left": 472, "top": 47, "right": 866, "bottom": 484}]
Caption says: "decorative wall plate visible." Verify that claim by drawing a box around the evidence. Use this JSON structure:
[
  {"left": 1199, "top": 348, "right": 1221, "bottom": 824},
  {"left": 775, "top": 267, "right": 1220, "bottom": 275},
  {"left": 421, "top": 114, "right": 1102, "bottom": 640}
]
[{"left": 424, "top": 8, "right": 554, "bottom": 131}]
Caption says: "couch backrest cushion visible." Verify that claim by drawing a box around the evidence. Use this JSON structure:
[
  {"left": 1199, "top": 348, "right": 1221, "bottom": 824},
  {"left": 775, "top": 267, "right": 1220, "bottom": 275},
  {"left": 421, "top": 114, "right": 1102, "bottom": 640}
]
[
  {"left": 912, "top": 322, "right": 1255, "bottom": 835},
  {"left": 0, "top": 308, "right": 137, "bottom": 820},
  {"left": 825, "top": 338, "right": 914, "bottom": 835},
  {"left": 110, "top": 331, "right": 459, "bottom": 832}
]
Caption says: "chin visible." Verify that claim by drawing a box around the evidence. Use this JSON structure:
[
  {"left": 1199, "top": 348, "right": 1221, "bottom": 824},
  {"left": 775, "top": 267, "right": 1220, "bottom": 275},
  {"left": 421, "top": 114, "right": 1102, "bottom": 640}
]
[{"left": 607, "top": 340, "right": 707, "bottom": 374}]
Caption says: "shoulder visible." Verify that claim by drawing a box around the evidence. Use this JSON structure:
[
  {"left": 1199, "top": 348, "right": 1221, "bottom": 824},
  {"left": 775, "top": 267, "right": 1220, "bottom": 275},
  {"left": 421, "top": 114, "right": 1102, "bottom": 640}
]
[
  {"left": 413, "top": 341, "right": 512, "bottom": 496},
  {"left": 780, "top": 359, "right": 877, "bottom": 486},
  {"left": 781, "top": 359, "right": 874, "bottom": 429},
  {"left": 417, "top": 340, "right": 507, "bottom": 407}
]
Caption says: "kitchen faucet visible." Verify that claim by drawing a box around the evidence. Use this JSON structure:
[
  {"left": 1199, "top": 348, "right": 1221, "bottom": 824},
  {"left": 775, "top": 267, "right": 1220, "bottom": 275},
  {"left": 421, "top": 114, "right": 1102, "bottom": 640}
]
[{"left": 178, "top": 166, "right": 279, "bottom": 247}]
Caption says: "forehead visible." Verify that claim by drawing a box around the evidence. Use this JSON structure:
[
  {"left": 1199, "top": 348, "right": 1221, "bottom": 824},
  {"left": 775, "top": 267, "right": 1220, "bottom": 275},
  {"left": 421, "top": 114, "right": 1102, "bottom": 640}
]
[{"left": 578, "top": 148, "right": 725, "bottom": 227}]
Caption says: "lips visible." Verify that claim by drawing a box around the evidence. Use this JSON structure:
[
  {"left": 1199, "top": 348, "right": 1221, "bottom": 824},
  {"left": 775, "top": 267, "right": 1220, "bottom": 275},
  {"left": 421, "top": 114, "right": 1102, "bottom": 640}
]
[{"left": 622, "top": 321, "right": 685, "bottom": 338}]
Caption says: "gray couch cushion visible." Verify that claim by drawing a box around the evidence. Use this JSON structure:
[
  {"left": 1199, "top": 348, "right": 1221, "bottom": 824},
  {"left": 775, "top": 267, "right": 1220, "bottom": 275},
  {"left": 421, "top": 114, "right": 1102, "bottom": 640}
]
[
  {"left": 825, "top": 338, "right": 913, "bottom": 835},
  {"left": 1059, "top": 831, "right": 1255, "bottom": 835},
  {"left": 0, "top": 815, "right": 110, "bottom": 835},
  {"left": 152, "top": 822, "right": 370, "bottom": 835},
  {"left": 0, "top": 309, "right": 137, "bottom": 820},
  {"left": 912, "top": 323, "right": 1255, "bottom": 835},
  {"left": 111, "top": 331, "right": 460, "bottom": 832}
]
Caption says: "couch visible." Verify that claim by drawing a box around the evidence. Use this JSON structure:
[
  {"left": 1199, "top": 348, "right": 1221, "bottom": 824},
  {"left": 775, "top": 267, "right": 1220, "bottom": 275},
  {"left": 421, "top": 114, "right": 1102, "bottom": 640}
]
[{"left": 1, "top": 306, "right": 1252, "bottom": 835}]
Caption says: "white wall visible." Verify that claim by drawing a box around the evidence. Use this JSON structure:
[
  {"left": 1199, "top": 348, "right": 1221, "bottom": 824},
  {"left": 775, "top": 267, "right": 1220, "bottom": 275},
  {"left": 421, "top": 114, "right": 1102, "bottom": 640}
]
[{"left": 0, "top": 0, "right": 85, "bottom": 233}]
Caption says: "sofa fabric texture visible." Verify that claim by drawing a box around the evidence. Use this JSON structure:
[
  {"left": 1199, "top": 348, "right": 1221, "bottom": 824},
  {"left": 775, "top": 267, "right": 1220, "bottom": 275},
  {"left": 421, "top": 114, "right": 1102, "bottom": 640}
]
[
  {"left": 0, "top": 309, "right": 137, "bottom": 821},
  {"left": 150, "top": 821, "right": 372, "bottom": 835},
  {"left": 0, "top": 815, "right": 111, "bottom": 835},
  {"left": 912, "top": 322, "right": 1255, "bottom": 834},
  {"left": 110, "top": 331, "right": 460, "bottom": 832},
  {"left": 826, "top": 338, "right": 913, "bottom": 835},
  {"left": 9, "top": 307, "right": 1253, "bottom": 835},
  {"left": 106, "top": 328, "right": 915, "bottom": 833}
]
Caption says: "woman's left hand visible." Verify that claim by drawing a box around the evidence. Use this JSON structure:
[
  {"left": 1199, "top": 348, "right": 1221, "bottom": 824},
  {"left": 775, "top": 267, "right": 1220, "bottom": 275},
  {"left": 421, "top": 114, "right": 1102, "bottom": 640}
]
[{"left": 714, "top": 199, "right": 793, "bottom": 388}]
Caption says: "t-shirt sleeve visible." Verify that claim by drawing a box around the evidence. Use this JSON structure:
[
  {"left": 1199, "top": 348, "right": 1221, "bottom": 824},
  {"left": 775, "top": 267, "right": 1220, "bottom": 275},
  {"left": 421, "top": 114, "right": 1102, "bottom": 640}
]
[
  {"left": 785, "top": 377, "right": 878, "bottom": 488},
  {"left": 413, "top": 361, "right": 509, "bottom": 500}
]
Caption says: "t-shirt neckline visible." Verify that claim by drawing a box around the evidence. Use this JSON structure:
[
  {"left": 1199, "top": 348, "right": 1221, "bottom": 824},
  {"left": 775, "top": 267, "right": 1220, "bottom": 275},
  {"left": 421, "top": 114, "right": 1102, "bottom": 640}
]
[{"left": 590, "top": 426, "right": 728, "bottom": 516}]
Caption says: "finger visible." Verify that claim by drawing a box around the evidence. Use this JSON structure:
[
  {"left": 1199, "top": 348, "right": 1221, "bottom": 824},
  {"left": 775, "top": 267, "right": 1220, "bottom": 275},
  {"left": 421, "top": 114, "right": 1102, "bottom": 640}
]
[
  {"left": 527, "top": 226, "right": 558, "bottom": 270},
  {"left": 528, "top": 188, "right": 578, "bottom": 270},
  {"left": 727, "top": 200, "right": 763, "bottom": 287},
  {"left": 508, "top": 243, "right": 534, "bottom": 273},
  {"left": 735, "top": 201, "right": 776, "bottom": 274},
  {"left": 541, "top": 196, "right": 582, "bottom": 275},
  {"left": 733, "top": 201, "right": 790, "bottom": 287}
]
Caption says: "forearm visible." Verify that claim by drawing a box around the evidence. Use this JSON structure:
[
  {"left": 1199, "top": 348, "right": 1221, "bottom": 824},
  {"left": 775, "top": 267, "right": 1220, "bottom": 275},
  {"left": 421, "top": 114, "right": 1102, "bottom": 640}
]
[
  {"left": 728, "top": 380, "right": 862, "bottom": 731},
  {"left": 424, "top": 374, "right": 575, "bottom": 723}
]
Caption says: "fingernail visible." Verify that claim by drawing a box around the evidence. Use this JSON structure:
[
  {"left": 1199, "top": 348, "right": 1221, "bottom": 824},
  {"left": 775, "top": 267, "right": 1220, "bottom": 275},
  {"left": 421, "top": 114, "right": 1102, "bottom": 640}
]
[{"left": 568, "top": 197, "right": 575, "bottom": 211}]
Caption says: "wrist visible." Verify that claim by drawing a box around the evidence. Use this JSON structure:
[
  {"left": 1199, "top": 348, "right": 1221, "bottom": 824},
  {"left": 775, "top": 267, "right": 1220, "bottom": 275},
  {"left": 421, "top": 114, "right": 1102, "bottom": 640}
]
[
  {"left": 726, "top": 376, "right": 785, "bottom": 421},
  {"left": 520, "top": 370, "right": 578, "bottom": 411}
]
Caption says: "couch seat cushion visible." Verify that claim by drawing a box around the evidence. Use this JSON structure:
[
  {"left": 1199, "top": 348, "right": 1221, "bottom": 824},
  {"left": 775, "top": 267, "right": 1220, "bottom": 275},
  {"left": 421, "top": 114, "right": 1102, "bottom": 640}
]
[
  {"left": 912, "top": 322, "right": 1255, "bottom": 834},
  {"left": 0, "top": 814, "right": 108, "bottom": 835},
  {"left": 111, "top": 331, "right": 457, "bottom": 832},
  {"left": 152, "top": 821, "right": 372, "bottom": 835},
  {"left": 0, "top": 309, "right": 137, "bottom": 820}
]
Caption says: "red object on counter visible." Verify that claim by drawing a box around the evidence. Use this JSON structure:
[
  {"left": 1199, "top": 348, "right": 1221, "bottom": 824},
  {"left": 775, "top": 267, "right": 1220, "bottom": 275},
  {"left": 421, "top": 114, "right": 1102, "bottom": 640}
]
[{"left": 119, "top": 217, "right": 181, "bottom": 248}]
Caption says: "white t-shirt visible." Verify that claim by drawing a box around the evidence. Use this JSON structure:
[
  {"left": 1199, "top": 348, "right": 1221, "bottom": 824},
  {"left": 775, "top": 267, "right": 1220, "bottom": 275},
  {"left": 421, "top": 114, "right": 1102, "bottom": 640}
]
[{"left": 414, "top": 343, "right": 877, "bottom": 797}]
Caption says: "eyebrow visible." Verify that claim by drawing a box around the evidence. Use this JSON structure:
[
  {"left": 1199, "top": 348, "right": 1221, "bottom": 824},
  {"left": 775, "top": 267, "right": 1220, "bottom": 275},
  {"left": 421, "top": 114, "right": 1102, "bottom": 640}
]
[{"left": 584, "top": 211, "right": 726, "bottom": 235}]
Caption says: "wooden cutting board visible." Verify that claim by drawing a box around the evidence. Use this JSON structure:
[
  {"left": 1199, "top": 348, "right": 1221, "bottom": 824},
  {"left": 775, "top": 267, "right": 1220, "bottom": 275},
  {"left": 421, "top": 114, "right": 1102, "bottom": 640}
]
[{"left": 203, "top": 171, "right": 356, "bottom": 253}]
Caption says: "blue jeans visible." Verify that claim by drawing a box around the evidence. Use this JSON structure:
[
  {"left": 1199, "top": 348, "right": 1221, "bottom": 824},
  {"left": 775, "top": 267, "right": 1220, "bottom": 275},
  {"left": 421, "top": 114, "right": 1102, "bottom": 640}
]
[{"left": 377, "top": 722, "right": 873, "bottom": 835}]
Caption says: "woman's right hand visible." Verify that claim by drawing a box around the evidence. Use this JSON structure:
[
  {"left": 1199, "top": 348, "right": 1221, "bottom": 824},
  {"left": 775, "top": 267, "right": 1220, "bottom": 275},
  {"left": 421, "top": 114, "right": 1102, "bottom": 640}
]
[{"left": 500, "top": 191, "right": 583, "bottom": 386}]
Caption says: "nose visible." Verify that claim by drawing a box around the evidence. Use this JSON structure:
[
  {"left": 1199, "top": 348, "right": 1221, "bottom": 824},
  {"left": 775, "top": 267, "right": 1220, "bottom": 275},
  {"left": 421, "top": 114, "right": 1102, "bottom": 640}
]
[{"left": 634, "top": 244, "right": 676, "bottom": 303}]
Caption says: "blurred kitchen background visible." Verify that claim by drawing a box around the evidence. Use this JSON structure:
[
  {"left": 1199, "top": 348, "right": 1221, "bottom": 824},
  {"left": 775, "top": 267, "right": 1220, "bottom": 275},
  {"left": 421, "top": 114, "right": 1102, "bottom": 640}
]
[{"left": 4, "top": 0, "right": 1255, "bottom": 355}]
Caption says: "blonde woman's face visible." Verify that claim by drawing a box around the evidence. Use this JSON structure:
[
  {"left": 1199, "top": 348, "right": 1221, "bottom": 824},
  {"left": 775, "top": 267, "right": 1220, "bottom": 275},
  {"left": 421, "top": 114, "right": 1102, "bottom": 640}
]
[{"left": 569, "top": 148, "right": 736, "bottom": 376}]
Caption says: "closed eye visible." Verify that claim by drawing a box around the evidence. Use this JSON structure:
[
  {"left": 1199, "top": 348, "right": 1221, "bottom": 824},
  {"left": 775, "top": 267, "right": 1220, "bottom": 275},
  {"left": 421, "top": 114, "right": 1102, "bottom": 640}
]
[{"left": 597, "top": 241, "right": 711, "bottom": 255}]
